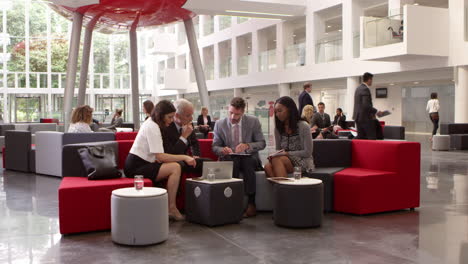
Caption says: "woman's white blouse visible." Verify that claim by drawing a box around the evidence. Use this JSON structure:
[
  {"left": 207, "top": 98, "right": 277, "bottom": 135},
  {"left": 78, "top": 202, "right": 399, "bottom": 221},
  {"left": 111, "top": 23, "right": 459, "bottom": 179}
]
[
  {"left": 129, "top": 119, "right": 164, "bottom": 163},
  {"left": 68, "top": 122, "right": 92, "bottom": 133},
  {"left": 426, "top": 99, "right": 440, "bottom": 113}
]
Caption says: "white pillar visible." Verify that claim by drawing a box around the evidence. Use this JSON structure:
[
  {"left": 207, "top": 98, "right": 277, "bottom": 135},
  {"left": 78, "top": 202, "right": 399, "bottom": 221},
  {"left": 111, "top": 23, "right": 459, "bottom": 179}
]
[
  {"left": 64, "top": 12, "right": 83, "bottom": 131},
  {"left": 346, "top": 76, "right": 360, "bottom": 118},
  {"left": 305, "top": 4, "right": 315, "bottom": 66},
  {"left": 276, "top": 23, "right": 285, "bottom": 70},
  {"left": 214, "top": 43, "right": 220, "bottom": 79},
  {"left": 455, "top": 66, "right": 468, "bottom": 123},
  {"left": 278, "top": 83, "right": 290, "bottom": 97},
  {"left": 343, "top": 0, "right": 364, "bottom": 60},
  {"left": 252, "top": 31, "right": 259, "bottom": 73},
  {"left": 234, "top": 88, "right": 243, "bottom": 97},
  {"left": 78, "top": 25, "right": 94, "bottom": 106},
  {"left": 184, "top": 18, "right": 210, "bottom": 109},
  {"left": 129, "top": 26, "right": 141, "bottom": 130}
]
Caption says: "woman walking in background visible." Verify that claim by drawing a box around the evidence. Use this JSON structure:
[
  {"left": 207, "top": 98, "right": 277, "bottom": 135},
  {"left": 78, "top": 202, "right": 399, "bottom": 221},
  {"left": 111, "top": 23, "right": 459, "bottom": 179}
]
[{"left": 426, "top": 92, "right": 440, "bottom": 141}]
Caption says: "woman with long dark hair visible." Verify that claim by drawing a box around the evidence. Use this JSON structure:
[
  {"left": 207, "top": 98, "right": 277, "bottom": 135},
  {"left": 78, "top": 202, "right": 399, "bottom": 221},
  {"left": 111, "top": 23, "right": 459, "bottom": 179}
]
[
  {"left": 264, "top": 96, "right": 314, "bottom": 178},
  {"left": 124, "top": 100, "right": 195, "bottom": 221},
  {"left": 143, "top": 100, "right": 154, "bottom": 120},
  {"left": 426, "top": 92, "right": 440, "bottom": 140}
]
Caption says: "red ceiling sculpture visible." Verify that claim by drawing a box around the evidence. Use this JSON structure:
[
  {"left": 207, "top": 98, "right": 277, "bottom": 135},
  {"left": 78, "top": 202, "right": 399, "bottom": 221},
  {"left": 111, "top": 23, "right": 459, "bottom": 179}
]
[{"left": 50, "top": 0, "right": 195, "bottom": 31}]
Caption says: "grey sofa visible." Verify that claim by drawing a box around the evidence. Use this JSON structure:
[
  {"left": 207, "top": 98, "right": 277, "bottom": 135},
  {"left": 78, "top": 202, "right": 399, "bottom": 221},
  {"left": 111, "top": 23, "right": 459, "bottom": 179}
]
[
  {"left": 35, "top": 131, "right": 115, "bottom": 177},
  {"left": 307, "top": 139, "right": 352, "bottom": 212},
  {"left": 62, "top": 141, "right": 119, "bottom": 177},
  {"left": 440, "top": 123, "right": 468, "bottom": 150},
  {"left": 0, "top": 123, "right": 57, "bottom": 152},
  {"left": 383, "top": 126, "right": 405, "bottom": 140},
  {"left": 4, "top": 130, "right": 35, "bottom": 173}
]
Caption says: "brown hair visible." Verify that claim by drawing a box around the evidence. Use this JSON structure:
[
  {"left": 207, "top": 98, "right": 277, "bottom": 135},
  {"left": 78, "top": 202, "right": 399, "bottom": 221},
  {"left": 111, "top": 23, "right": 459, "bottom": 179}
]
[
  {"left": 151, "top": 100, "right": 176, "bottom": 127},
  {"left": 71, "top": 105, "right": 93, "bottom": 124},
  {"left": 143, "top": 100, "right": 154, "bottom": 114},
  {"left": 303, "top": 82, "right": 311, "bottom": 90},
  {"left": 115, "top": 109, "right": 123, "bottom": 116},
  {"left": 230, "top": 97, "right": 246, "bottom": 110}
]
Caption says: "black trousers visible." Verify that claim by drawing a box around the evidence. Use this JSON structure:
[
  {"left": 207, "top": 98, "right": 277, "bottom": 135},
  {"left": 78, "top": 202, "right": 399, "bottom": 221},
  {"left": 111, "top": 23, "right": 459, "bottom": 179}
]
[
  {"left": 356, "top": 120, "right": 377, "bottom": 140},
  {"left": 222, "top": 155, "right": 259, "bottom": 203},
  {"left": 430, "top": 114, "right": 439, "bottom": 135}
]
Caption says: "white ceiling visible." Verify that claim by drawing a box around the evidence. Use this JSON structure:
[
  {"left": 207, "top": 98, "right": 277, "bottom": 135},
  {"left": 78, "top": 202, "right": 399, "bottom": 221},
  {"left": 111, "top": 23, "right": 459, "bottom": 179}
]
[{"left": 183, "top": 0, "right": 306, "bottom": 19}]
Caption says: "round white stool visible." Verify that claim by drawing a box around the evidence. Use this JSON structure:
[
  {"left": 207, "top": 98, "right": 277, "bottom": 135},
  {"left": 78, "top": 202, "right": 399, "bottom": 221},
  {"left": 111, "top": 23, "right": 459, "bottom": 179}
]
[
  {"left": 432, "top": 135, "right": 450, "bottom": 151},
  {"left": 111, "top": 187, "right": 168, "bottom": 246}
]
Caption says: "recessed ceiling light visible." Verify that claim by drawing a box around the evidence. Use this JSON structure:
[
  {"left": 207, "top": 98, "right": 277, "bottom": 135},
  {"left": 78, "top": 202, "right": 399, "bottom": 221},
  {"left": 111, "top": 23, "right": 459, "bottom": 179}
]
[
  {"left": 225, "top": 10, "right": 293, "bottom": 17},
  {"left": 389, "top": 83, "right": 395, "bottom": 86},
  {"left": 414, "top": 81, "right": 420, "bottom": 84},
  {"left": 327, "top": 25, "right": 332, "bottom": 28},
  {"left": 338, "top": 29, "right": 342, "bottom": 32},
  {"left": 414, "top": 3, "right": 419, "bottom": 5}
]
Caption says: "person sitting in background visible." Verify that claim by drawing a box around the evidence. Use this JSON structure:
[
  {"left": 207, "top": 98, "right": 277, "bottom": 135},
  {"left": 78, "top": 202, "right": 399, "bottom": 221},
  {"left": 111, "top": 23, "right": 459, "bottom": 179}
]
[
  {"left": 197, "top": 106, "right": 212, "bottom": 137},
  {"left": 332, "top": 108, "right": 347, "bottom": 133},
  {"left": 311, "top": 102, "right": 332, "bottom": 139},
  {"left": 161, "top": 99, "right": 209, "bottom": 174},
  {"left": 143, "top": 100, "right": 154, "bottom": 121},
  {"left": 99, "top": 109, "right": 123, "bottom": 132},
  {"left": 212, "top": 97, "right": 266, "bottom": 217},
  {"left": 301, "top": 104, "right": 315, "bottom": 133},
  {"left": 264, "top": 96, "right": 314, "bottom": 178},
  {"left": 124, "top": 100, "right": 196, "bottom": 221},
  {"left": 68, "top": 105, "right": 94, "bottom": 133}
]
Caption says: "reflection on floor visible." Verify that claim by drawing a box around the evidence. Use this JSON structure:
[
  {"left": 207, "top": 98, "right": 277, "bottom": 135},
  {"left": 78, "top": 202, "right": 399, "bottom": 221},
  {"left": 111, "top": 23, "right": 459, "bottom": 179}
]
[{"left": 1, "top": 135, "right": 468, "bottom": 264}]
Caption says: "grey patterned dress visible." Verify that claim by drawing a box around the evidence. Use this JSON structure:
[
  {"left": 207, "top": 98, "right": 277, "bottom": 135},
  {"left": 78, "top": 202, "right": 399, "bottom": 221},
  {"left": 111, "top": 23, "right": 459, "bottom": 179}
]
[{"left": 275, "top": 121, "right": 315, "bottom": 173}]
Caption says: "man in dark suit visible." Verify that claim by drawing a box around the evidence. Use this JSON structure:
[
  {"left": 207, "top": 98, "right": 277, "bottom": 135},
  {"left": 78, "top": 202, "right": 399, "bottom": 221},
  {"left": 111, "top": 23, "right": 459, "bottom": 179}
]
[
  {"left": 212, "top": 97, "right": 266, "bottom": 217},
  {"left": 311, "top": 102, "right": 332, "bottom": 139},
  {"left": 298, "top": 82, "right": 314, "bottom": 116},
  {"left": 353, "top": 72, "right": 383, "bottom": 140},
  {"left": 161, "top": 99, "right": 208, "bottom": 173}
]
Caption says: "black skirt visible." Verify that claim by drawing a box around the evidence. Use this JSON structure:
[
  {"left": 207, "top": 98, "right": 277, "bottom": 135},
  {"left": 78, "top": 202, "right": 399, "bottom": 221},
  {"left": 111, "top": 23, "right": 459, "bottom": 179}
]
[{"left": 124, "top": 153, "right": 162, "bottom": 184}]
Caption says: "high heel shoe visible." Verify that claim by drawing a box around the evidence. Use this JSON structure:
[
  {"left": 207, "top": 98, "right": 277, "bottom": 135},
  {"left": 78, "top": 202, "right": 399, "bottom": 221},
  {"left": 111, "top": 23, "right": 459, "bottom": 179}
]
[{"left": 169, "top": 213, "right": 186, "bottom": 221}]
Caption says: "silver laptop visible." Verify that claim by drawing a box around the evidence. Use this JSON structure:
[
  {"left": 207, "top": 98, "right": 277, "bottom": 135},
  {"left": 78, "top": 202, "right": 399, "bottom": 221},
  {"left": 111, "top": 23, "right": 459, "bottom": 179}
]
[{"left": 202, "top": 161, "right": 234, "bottom": 180}]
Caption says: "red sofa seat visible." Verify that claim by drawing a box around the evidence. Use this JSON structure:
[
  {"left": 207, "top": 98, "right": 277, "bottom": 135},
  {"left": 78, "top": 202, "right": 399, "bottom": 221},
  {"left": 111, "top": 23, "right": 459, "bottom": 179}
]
[
  {"left": 207, "top": 132, "right": 214, "bottom": 139},
  {"left": 115, "top": 131, "right": 138, "bottom": 141},
  {"left": 199, "top": 139, "right": 218, "bottom": 161},
  {"left": 334, "top": 140, "right": 420, "bottom": 215},
  {"left": 117, "top": 140, "right": 134, "bottom": 169},
  {"left": 58, "top": 177, "right": 152, "bottom": 234}
]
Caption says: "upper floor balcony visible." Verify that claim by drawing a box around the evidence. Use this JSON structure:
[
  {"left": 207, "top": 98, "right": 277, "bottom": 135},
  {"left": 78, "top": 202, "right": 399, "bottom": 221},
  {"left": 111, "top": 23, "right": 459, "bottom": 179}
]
[
  {"left": 360, "top": 5, "right": 449, "bottom": 61},
  {"left": 148, "top": 33, "right": 178, "bottom": 55}
]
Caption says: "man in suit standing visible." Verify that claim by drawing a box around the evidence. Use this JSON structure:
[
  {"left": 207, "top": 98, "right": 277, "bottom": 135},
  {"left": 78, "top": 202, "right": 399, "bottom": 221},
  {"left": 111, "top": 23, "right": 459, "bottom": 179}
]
[
  {"left": 298, "top": 82, "right": 314, "bottom": 116},
  {"left": 161, "top": 99, "right": 207, "bottom": 173},
  {"left": 353, "top": 72, "right": 383, "bottom": 140},
  {"left": 212, "top": 97, "right": 266, "bottom": 217}
]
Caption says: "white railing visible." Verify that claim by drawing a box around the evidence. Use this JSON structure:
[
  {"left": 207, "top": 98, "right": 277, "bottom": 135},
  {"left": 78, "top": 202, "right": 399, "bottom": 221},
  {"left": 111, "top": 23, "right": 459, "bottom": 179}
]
[
  {"left": 237, "top": 55, "right": 250, "bottom": 75},
  {"left": 284, "top": 43, "right": 305, "bottom": 68},
  {"left": 205, "top": 63, "right": 214, "bottom": 80},
  {"left": 219, "top": 57, "right": 232, "bottom": 78},
  {"left": 2, "top": 72, "right": 130, "bottom": 89},
  {"left": 364, "top": 14, "right": 404, "bottom": 48},
  {"left": 315, "top": 37, "right": 343, "bottom": 63},
  {"left": 258, "top": 49, "right": 277, "bottom": 72}
]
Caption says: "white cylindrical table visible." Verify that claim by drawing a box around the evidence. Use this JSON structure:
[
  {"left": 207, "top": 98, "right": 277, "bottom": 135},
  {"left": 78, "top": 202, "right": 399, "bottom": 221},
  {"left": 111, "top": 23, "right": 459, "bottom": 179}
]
[
  {"left": 269, "top": 178, "right": 323, "bottom": 228},
  {"left": 111, "top": 187, "right": 168, "bottom": 245}
]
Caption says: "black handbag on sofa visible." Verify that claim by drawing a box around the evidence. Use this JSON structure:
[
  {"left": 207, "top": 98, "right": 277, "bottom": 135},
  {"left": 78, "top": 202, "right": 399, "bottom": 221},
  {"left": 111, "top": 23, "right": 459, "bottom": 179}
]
[{"left": 78, "top": 146, "right": 122, "bottom": 180}]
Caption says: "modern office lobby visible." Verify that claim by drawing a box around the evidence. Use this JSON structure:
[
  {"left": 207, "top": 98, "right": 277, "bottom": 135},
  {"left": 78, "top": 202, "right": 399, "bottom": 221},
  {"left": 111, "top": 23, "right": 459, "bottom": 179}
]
[{"left": 1, "top": 0, "right": 468, "bottom": 263}]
